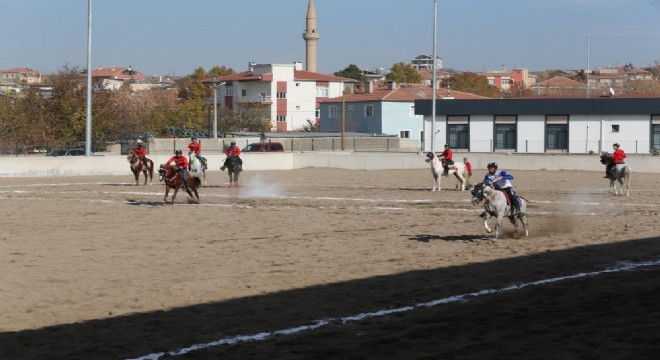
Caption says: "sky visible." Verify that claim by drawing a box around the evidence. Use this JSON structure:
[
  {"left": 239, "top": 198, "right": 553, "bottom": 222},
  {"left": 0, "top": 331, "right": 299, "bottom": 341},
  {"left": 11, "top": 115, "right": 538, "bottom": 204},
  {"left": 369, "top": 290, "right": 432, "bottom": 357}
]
[{"left": 1, "top": 0, "right": 659, "bottom": 77}]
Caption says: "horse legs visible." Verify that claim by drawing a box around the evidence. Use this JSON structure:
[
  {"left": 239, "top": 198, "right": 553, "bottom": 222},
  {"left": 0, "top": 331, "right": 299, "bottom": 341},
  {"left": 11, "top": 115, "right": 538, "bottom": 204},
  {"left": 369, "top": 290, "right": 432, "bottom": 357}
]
[
  {"left": 481, "top": 211, "right": 492, "bottom": 234},
  {"left": 431, "top": 173, "right": 439, "bottom": 191},
  {"left": 142, "top": 170, "right": 148, "bottom": 186},
  {"left": 454, "top": 174, "right": 465, "bottom": 191},
  {"left": 494, "top": 214, "right": 505, "bottom": 240},
  {"left": 624, "top": 171, "right": 631, "bottom": 196},
  {"left": 133, "top": 170, "right": 140, "bottom": 186},
  {"left": 163, "top": 186, "right": 170, "bottom": 203}
]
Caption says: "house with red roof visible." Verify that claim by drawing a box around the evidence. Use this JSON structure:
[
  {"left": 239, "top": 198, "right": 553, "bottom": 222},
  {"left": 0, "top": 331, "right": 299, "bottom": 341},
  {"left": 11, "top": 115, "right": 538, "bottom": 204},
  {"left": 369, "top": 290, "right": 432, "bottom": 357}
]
[
  {"left": 319, "top": 82, "right": 489, "bottom": 145},
  {"left": 85, "top": 66, "right": 147, "bottom": 90},
  {"left": 0, "top": 67, "right": 42, "bottom": 85},
  {"left": 532, "top": 76, "right": 585, "bottom": 95},
  {"left": 215, "top": 62, "right": 355, "bottom": 132}
]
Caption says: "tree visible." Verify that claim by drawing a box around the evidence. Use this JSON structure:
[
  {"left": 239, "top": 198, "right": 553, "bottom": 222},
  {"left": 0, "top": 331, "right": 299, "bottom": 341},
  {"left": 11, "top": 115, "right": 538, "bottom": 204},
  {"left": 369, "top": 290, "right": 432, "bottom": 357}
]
[
  {"left": 386, "top": 62, "right": 422, "bottom": 84},
  {"left": 207, "top": 65, "right": 235, "bottom": 78},
  {"left": 334, "top": 64, "right": 366, "bottom": 83},
  {"left": 442, "top": 72, "right": 500, "bottom": 98}
]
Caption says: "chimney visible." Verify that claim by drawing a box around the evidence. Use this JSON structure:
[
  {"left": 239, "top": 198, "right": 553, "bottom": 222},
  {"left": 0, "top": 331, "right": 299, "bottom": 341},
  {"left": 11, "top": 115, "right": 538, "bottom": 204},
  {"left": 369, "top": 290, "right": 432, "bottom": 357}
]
[
  {"left": 365, "top": 81, "right": 374, "bottom": 93},
  {"left": 387, "top": 81, "right": 397, "bottom": 90},
  {"left": 294, "top": 61, "right": 303, "bottom": 71},
  {"left": 248, "top": 62, "right": 256, "bottom": 72},
  {"left": 500, "top": 65, "right": 507, "bottom": 72}
]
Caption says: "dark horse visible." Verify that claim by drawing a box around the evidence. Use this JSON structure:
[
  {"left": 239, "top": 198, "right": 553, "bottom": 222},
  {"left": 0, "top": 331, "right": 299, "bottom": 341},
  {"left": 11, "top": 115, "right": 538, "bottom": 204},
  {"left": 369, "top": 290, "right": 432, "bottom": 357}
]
[
  {"left": 158, "top": 164, "right": 201, "bottom": 203},
  {"left": 127, "top": 150, "right": 153, "bottom": 185},
  {"left": 226, "top": 155, "right": 243, "bottom": 188},
  {"left": 600, "top": 152, "right": 631, "bottom": 196}
]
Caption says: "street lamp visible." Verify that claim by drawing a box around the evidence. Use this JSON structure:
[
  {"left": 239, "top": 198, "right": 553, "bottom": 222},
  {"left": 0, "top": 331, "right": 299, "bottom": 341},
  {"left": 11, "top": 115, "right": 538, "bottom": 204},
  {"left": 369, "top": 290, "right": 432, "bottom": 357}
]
[
  {"left": 85, "top": 0, "right": 93, "bottom": 156},
  {"left": 430, "top": 0, "right": 438, "bottom": 153},
  {"left": 211, "top": 78, "right": 226, "bottom": 139}
]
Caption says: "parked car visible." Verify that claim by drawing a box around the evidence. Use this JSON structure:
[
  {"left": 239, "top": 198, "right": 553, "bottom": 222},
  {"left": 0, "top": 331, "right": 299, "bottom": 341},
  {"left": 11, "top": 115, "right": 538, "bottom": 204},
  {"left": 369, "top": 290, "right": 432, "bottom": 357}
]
[
  {"left": 242, "top": 142, "right": 284, "bottom": 152},
  {"left": 46, "top": 149, "right": 86, "bottom": 157}
]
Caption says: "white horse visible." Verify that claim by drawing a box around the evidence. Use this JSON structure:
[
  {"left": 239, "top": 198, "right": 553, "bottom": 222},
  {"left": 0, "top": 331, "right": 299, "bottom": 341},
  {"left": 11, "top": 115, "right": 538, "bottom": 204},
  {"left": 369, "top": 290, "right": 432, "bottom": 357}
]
[
  {"left": 471, "top": 182, "right": 529, "bottom": 240},
  {"left": 189, "top": 154, "right": 207, "bottom": 186},
  {"left": 600, "top": 152, "right": 631, "bottom": 196},
  {"left": 425, "top": 152, "right": 468, "bottom": 191}
]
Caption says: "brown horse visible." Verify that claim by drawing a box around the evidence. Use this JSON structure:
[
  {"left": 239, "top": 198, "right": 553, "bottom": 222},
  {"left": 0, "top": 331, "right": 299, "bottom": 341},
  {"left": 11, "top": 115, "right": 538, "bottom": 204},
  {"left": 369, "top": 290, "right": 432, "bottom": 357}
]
[
  {"left": 158, "top": 163, "right": 201, "bottom": 204},
  {"left": 127, "top": 150, "right": 154, "bottom": 185}
]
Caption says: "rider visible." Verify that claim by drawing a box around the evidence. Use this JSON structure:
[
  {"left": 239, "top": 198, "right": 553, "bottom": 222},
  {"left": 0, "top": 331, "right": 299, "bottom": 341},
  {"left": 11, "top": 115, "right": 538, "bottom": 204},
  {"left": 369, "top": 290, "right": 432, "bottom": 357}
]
[
  {"left": 483, "top": 162, "right": 522, "bottom": 214},
  {"left": 166, "top": 150, "right": 191, "bottom": 194},
  {"left": 220, "top": 141, "right": 242, "bottom": 171},
  {"left": 187, "top": 137, "right": 207, "bottom": 170},
  {"left": 605, "top": 143, "right": 626, "bottom": 179},
  {"left": 440, "top": 144, "right": 454, "bottom": 176},
  {"left": 132, "top": 140, "right": 149, "bottom": 169}
]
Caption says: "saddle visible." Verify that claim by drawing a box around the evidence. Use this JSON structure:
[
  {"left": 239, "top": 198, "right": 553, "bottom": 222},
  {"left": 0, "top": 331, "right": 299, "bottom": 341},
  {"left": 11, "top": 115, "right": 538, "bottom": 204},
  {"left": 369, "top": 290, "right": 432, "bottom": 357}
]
[{"left": 498, "top": 189, "right": 512, "bottom": 206}]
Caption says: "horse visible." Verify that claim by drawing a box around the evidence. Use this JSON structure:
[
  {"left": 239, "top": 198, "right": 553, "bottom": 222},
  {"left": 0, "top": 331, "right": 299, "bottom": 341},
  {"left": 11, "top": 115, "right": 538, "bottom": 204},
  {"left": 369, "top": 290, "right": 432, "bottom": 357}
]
[
  {"left": 471, "top": 182, "right": 529, "bottom": 240},
  {"left": 158, "top": 163, "right": 201, "bottom": 203},
  {"left": 225, "top": 155, "right": 242, "bottom": 188},
  {"left": 126, "top": 150, "right": 153, "bottom": 186},
  {"left": 600, "top": 152, "right": 631, "bottom": 196},
  {"left": 425, "top": 152, "right": 468, "bottom": 191},
  {"left": 188, "top": 154, "right": 207, "bottom": 186}
]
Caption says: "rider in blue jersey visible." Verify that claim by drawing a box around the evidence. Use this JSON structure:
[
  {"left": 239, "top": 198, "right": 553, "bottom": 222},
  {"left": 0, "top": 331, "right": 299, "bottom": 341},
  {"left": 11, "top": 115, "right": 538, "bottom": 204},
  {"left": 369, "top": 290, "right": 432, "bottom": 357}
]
[{"left": 483, "top": 162, "right": 521, "bottom": 212}]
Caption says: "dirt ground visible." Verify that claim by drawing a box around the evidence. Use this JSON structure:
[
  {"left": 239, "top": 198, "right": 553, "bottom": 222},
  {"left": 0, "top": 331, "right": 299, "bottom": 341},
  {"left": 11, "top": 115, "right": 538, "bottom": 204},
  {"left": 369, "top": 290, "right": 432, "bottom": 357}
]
[{"left": 1, "top": 168, "right": 659, "bottom": 360}]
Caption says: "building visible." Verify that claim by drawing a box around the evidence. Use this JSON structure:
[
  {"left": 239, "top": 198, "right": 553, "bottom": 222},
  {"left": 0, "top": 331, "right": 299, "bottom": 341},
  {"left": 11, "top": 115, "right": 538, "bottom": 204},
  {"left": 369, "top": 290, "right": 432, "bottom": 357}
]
[
  {"left": 303, "top": 0, "right": 319, "bottom": 72},
  {"left": 84, "top": 66, "right": 147, "bottom": 90},
  {"left": 588, "top": 65, "right": 655, "bottom": 90},
  {"left": 481, "top": 66, "right": 536, "bottom": 90},
  {"left": 414, "top": 97, "right": 660, "bottom": 153},
  {"left": 531, "top": 76, "right": 585, "bottom": 96},
  {"left": 410, "top": 54, "right": 443, "bottom": 70},
  {"left": 319, "top": 82, "right": 489, "bottom": 144},
  {"left": 0, "top": 67, "right": 42, "bottom": 85},
  {"left": 216, "top": 62, "right": 354, "bottom": 132}
]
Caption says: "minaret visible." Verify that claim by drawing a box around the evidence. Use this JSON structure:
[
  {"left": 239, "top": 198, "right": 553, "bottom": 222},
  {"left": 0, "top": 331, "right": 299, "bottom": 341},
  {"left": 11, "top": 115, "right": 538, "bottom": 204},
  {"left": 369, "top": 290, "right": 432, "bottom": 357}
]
[{"left": 303, "top": 0, "right": 319, "bottom": 72}]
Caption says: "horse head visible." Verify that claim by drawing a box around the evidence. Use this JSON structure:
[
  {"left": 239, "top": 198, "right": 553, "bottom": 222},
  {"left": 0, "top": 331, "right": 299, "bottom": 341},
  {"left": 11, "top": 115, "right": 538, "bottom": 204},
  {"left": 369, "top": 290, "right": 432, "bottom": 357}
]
[
  {"left": 471, "top": 183, "right": 486, "bottom": 205},
  {"left": 600, "top": 152, "right": 612, "bottom": 165},
  {"left": 425, "top": 152, "right": 434, "bottom": 163},
  {"left": 126, "top": 150, "right": 136, "bottom": 162}
]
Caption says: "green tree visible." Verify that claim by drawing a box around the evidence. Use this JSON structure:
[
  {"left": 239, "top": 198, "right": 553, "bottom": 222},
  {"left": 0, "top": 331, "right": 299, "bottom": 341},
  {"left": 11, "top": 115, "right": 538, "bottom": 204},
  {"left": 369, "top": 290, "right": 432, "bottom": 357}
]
[
  {"left": 442, "top": 72, "right": 500, "bottom": 98},
  {"left": 386, "top": 62, "right": 422, "bottom": 84},
  {"left": 207, "top": 65, "right": 235, "bottom": 78},
  {"left": 334, "top": 64, "right": 366, "bottom": 83}
]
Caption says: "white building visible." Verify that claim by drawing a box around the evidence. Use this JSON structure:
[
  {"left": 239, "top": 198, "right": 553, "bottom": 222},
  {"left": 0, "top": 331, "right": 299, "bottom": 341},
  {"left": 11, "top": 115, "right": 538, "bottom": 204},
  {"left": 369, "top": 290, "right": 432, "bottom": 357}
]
[
  {"left": 415, "top": 97, "right": 660, "bottom": 154},
  {"left": 217, "top": 62, "right": 354, "bottom": 132}
]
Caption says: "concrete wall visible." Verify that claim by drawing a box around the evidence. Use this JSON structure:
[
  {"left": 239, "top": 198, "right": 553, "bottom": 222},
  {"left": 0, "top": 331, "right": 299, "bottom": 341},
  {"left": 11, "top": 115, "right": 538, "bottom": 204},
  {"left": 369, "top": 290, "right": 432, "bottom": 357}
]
[{"left": 2, "top": 152, "right": 659, "bottom": 177}]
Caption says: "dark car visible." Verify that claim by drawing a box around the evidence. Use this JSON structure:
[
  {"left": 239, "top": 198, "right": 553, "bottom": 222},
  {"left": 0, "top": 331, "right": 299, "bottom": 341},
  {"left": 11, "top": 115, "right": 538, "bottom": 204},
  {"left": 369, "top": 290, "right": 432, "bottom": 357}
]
[
  {"left": 46, "top": 149, "right": 86, "bottom": 157},
  {"left": 242, "top": 142, "right": 284, "bottom": 152}
]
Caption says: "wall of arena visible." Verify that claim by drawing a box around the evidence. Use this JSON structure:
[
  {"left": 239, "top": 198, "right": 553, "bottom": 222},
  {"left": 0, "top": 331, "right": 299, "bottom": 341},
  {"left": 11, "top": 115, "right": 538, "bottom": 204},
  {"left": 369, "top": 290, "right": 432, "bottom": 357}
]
[{"left": 1, "top": 151, "right": 659, "bottom": 177}]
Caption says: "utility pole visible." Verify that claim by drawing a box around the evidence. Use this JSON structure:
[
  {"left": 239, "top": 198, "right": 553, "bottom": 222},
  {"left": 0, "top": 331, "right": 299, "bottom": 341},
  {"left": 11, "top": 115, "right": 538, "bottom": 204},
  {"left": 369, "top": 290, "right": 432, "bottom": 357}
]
[
  {"left": 85, "top": 0, "right": 93, "bottom": 156},
  {"left": 586, "top": 33, "right": 591, "bottom": 98},
  {"left": 430, "top": 0, "right": 438, "bottom": 153},
  {"left": 341, "top": 91, "right": 346, "bottom": 150}
]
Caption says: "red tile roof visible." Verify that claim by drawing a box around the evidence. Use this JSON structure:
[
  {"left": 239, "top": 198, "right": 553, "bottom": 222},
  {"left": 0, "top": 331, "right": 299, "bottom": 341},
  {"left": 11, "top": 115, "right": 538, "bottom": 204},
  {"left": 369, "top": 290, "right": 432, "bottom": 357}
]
[
  {"left": 319, "top": 84, "right": 490, "bottom": 103},
  {"left": 216, "top": 70, "right": 355, "bottom": 83},
  {"left": 88, "top": 67, "right": 147, "bottom": 81},
  {"left": 537, "top": 76, "right": 583, "bottom": 87},
  {"left": 1, "top": 67, "right": 40, "bottom": 74}
]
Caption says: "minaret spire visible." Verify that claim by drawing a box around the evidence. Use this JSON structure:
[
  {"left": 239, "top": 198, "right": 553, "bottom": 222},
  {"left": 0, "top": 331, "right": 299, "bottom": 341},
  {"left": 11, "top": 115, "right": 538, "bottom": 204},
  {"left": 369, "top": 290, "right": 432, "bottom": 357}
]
[{"left": 303, "top": 0, "right": 319, "bottom": 72}]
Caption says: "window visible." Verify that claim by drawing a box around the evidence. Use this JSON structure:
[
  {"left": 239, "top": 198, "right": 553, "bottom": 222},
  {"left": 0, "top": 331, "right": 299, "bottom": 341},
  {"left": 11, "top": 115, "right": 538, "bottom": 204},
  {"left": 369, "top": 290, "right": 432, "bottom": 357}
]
[
  {"left": 494, "top": 116, "right": 517, "bottom": 150},
  {"left": 329, "top": 105, "right": 338, "bottom": 118},
  {"left": 241, "top": 89, "right": 247, "bottom": 97},
  {"left": 410, "top": 105, "right": 415, "bottom": 117},
  {"left": 277, "top": 92, "right": 286, "bottom": 99},
  {"left": 400, "top": 130, "right": 410, "bottom": 139},
  {"left": 652, "top": 115, "right": 660, "bottom": 151},
  {"left": 546, "top": 115, "right": 569, "bottom": 151},
  {"left": 225, "top": 87, "right": 233, "bottom": 96},
  {"left": 276, "top": 115, "right": 286, "bottom": 122},
  {"left": 447, "top": 116, "right": 469, "bottom": 149},
  {"left": 315, "top": 109, "right": 320, "bottom": 118},
  {"left": 296, "top": 106, "right": 300, "bottom": 111},
  {"left": 316, "top": 86, "right": 329, "bottom": 97},
  {"left": 611, "top": 124, "right": 620, "bottom": 133},
  {"left": 365, "top": 104, "right": 374, "bottom": 118}
]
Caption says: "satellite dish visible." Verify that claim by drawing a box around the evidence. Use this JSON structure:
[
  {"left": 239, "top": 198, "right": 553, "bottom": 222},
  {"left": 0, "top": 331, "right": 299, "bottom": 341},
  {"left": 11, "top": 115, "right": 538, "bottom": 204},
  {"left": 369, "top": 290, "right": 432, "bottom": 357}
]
[{"left": 609, "top": 87, "right": 615, "bottom": 96}]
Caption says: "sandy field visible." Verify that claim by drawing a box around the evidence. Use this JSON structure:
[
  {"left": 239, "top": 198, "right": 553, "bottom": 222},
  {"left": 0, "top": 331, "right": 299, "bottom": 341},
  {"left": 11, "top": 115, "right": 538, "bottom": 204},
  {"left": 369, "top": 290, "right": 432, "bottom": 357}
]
[{"left": 0, "top": 167, "right": 659, "bottom": 359}]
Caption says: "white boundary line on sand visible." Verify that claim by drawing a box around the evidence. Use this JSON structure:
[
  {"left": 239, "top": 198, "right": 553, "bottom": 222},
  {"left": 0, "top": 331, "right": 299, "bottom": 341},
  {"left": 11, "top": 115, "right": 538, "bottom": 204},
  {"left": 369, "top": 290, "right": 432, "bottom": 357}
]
[{"left": 128, "top": 259, "right": 660, "bottom": 360}]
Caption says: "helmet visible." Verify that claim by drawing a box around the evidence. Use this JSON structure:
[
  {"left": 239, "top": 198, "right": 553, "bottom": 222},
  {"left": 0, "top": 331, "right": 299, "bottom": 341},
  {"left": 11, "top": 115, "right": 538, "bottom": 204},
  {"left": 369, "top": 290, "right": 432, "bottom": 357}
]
[
  {"left": 230, "top": 141, "right": 236, "bottom": 146},
  {"left": 175, "top": 150, "right": 182, "bottom": 156},
  {"left": 444, "top": 144, "right": 450, "bottom": 147},
  {"left": 613, "top": 143, "right": 620, "bottom": 147},
  {"left": 191, "top": 137, "right": 197, "bottom": 141},
  {"left": 137, "top": 142, "right": 143, "bottom": 147},
  {"left": 487, "top": 162, "right": 498, "bottom": 169}
]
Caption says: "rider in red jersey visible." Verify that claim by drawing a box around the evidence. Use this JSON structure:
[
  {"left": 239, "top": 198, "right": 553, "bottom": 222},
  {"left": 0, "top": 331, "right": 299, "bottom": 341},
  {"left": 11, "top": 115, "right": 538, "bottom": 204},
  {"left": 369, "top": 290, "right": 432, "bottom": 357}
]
[
  {"left": 187, "top": 137, "right": 207, "bottom": 170},
  {"left": 220, "top": 141, "right": 242, "bottom": 171},
  {"left": 605, "top": 143, "right": 626, "bottom": 179},
  {"left": 440, "top": 144, "right": 454, "bottom": 176},
  {"left": 166, "top": 150, "right": 191, "bottom": 194}
]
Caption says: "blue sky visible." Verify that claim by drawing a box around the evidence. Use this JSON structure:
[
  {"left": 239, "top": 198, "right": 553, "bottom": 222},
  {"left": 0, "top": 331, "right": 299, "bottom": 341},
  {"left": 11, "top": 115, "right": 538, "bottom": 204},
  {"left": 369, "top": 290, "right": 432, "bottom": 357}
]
[{"left": 1, "top": 0, "right": 659, "bottom": 76}]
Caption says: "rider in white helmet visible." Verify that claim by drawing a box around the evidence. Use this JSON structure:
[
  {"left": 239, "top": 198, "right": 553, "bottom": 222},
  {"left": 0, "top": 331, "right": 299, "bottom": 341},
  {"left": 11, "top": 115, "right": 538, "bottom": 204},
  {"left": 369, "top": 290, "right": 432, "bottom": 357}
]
[{"left": 483, "top": 162, "right": 521, "bottom": 213}]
